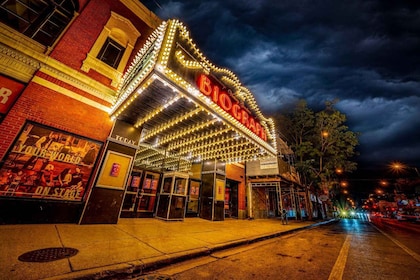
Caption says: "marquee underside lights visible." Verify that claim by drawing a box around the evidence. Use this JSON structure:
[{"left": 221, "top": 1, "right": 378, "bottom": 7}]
[{"left": 111, "top": 19, "right": 278, "bottom": 169}]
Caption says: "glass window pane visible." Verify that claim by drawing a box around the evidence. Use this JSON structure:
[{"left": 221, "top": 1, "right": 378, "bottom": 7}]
[
  {"left": 97, "top": 38, "right": 125, "bottom": 69},
  {"left": 0, "top": 0, "right": 74, "bottom": 46}
]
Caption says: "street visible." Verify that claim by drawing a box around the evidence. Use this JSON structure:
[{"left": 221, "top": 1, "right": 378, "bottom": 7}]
[{"left": 141, "top": 218, "right": 420, "bottom": 280}]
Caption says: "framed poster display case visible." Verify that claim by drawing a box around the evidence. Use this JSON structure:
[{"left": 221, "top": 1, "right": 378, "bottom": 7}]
[
  {"left": 0, "top": 121, "right": 102, "bottom": 202},
  {"left": 96, "top": 151, "right": 133, "bottom": 190}
]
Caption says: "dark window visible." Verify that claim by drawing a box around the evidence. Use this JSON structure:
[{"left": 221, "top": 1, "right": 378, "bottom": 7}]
[
  {"left": 97, "top": 37, "right": 125, "bottom": 69},
  {"left": 0, "top": 0, "right": 76, "bottom": 46}
]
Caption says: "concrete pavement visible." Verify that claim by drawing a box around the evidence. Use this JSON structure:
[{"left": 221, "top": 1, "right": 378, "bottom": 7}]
[{"left": 0, "top": 218, "right": 336, "bottom": 280}]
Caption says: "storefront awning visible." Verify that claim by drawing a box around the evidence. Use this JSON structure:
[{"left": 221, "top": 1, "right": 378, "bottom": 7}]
[{"left": 110, "top": 20, "right": 277, "bottom": 171}]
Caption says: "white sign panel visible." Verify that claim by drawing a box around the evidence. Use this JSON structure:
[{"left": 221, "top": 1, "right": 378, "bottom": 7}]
[{"left": 259, "top": 158, "right": 278, "bottom": 170}]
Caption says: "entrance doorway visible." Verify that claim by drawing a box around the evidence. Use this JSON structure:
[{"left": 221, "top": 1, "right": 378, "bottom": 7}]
[
  {"left": 225, "top": 179, "right": 238, "bottom": 218},
  {"left": 267, "top": 188, "right": 279, "bottom": 218},
  {"left": 250, "top": 182, "right": 281, "bottom": 219},
  {"left": 186, "top": 179, "right": 201, "bottom": 217}
]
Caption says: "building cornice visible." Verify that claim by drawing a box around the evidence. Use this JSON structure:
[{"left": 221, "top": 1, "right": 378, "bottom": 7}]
[
  {"left": 32, "top": 75, "right": 110, "bottom": 112},
  {"left": 120, "top": 0, "right": 162, "bottom": 29},
  {"left": 0, "top": 23, "right": 116, "bottom": 106}
]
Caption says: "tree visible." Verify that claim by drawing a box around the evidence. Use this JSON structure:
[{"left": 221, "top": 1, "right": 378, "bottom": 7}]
[{"left": 275, "top": 100, "right": 359, "bottom": 194}]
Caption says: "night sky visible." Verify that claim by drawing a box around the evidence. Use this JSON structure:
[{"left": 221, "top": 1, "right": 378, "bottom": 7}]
[{"left": 140, "top": 1, "right": 420, "bottom": 194}]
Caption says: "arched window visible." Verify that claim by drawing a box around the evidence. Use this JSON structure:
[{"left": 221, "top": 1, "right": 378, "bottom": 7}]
[
  {"left": 0, "top": 0, "right": 77, "bottom": 46},
  {"left": 81, "top": 12, "right": 140, "bottom": 87}
]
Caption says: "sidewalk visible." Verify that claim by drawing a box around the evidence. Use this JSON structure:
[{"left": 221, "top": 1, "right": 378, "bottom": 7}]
[{"left": 0, "top": 218, "right": 336, "bottom": 280}]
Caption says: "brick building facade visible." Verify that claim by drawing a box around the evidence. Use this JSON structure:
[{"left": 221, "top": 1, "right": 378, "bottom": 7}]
[{"left": 0, "top": 0, "right": 312, "bottom": 224}]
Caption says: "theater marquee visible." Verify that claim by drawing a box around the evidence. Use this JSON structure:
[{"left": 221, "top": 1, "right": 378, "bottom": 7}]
[{"left": 109, "top": 19, "right": 277, "bottom": 169}]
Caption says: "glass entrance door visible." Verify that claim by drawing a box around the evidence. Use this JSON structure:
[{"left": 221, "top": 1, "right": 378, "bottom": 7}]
[
  {"left": 225, "top": 179, "right": 239, "bottom": 218},
  {"left": 267, "top": 188, "right": 279, "bottom": 218},
  {"left": 186, "top": 179, "right": 200, "bottom": 217},
  {"left": 200, "top": 173, "right": 214, "bottom": 220}
]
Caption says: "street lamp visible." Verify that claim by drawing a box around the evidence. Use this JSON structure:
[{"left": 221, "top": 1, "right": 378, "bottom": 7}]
[
  {"left": 389, "top": 161, "right": 420, "bottom": 177},
  {"left": 379, "top": 180, "right": 388, "bottom": 187}
]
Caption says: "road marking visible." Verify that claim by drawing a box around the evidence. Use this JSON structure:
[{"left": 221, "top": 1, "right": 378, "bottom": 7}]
[
  {"left": 328, "top": 234, "right": 352, "bottom": 280},
  {"left": 372, "top": 224, "right": 420, "bottom": 263}
]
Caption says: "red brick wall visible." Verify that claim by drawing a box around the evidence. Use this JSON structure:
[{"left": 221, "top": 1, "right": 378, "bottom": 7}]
[
  {"left": 50, "top": 0, "right": 110, "bottom": 70},
  {"left": 77, "top": 0, "right": 89, "bottom": 11},
  {"left": 50, "top": 0, "right": 155, "bottom": 85},
  {"left": 0, "top": 81, "right": 112, "bottom": 160}
]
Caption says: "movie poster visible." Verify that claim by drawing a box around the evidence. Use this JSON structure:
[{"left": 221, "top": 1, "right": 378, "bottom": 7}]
[
  {"left": 96, "top": 151, "right": 132, "bottom": 190},
  {"left": 0, "top": 122, "right": 102, "bottom": 201}
]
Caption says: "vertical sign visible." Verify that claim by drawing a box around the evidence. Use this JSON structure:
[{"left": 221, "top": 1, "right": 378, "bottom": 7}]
[{"left": 0, "top": 75, "right": 25, "bottom": 121}]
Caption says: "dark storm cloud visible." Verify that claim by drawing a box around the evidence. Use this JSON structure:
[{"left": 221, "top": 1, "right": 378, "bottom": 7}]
[{"left": 141, "top": 0, "right": 420, "bottom": 167}]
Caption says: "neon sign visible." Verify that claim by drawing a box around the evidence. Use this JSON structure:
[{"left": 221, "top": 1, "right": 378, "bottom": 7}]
[{"left": 197, "top": 74, "right": 267, "bottom": 141}]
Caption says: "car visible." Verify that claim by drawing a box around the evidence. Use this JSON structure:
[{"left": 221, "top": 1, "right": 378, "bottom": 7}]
[{"left": 338, "top": 209, "right": 357, "bottom": 218}]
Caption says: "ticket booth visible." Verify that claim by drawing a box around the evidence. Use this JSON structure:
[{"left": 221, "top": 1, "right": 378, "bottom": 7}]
[{"left": 156, "top": 171, "right": 189, "bottom": 220}]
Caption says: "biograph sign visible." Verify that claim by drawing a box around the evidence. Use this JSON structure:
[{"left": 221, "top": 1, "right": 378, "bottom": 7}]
[{"left": 197, "top": 74, "right": 267, "bottom": 141}]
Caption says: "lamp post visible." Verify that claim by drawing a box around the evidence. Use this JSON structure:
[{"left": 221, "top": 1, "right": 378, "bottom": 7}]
[{"left": 390, "top": 161, "right": 420, "bottom": 177}]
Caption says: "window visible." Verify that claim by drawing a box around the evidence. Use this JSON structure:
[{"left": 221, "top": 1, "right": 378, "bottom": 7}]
[
  {"left": 0, "top": 0, "right": 76, "bottom": 46},
  {"left": 97, "top": 38, "right": 126, "bottom": 69},
  {"left": 81, "top": 12, "right": 140, "bottom": 87}
]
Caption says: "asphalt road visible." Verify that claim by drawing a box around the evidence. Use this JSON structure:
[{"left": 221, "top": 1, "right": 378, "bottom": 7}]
[{"left": 141, "top": 217, "right": 420, "bottom": 280}]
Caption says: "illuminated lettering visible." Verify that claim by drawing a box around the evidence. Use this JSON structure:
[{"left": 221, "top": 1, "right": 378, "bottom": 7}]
[
  {"left": 197, "top": 74, "right": 267, "bottom": 141},
  {"left": 256, "top": 122, "right": 261, "bottom": 136},
  {"left": 261, "top": 128, "right": 267, "bottom": 141},
  {"left": 241, "top": 110, "right": 249, "bottom": 127},
  {"left": 212, "top": 85, "right": 219, "bottom": 103},
  {"left": 249, "top": 117, "right": 256, "bottom": 133},
  {"left": 232, "top": 104, "right": 242, "bottom": 120},
  {"left": 197, "top": 74, "right": 212, "bottom": 96},
  {"left": 219, "top": 93, "right": 232, "bottom": 111}
]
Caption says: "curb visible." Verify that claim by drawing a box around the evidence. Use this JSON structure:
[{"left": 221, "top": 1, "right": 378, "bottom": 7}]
[{"left": 45, "top": 219, "right": 338, "bottom": 280}]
